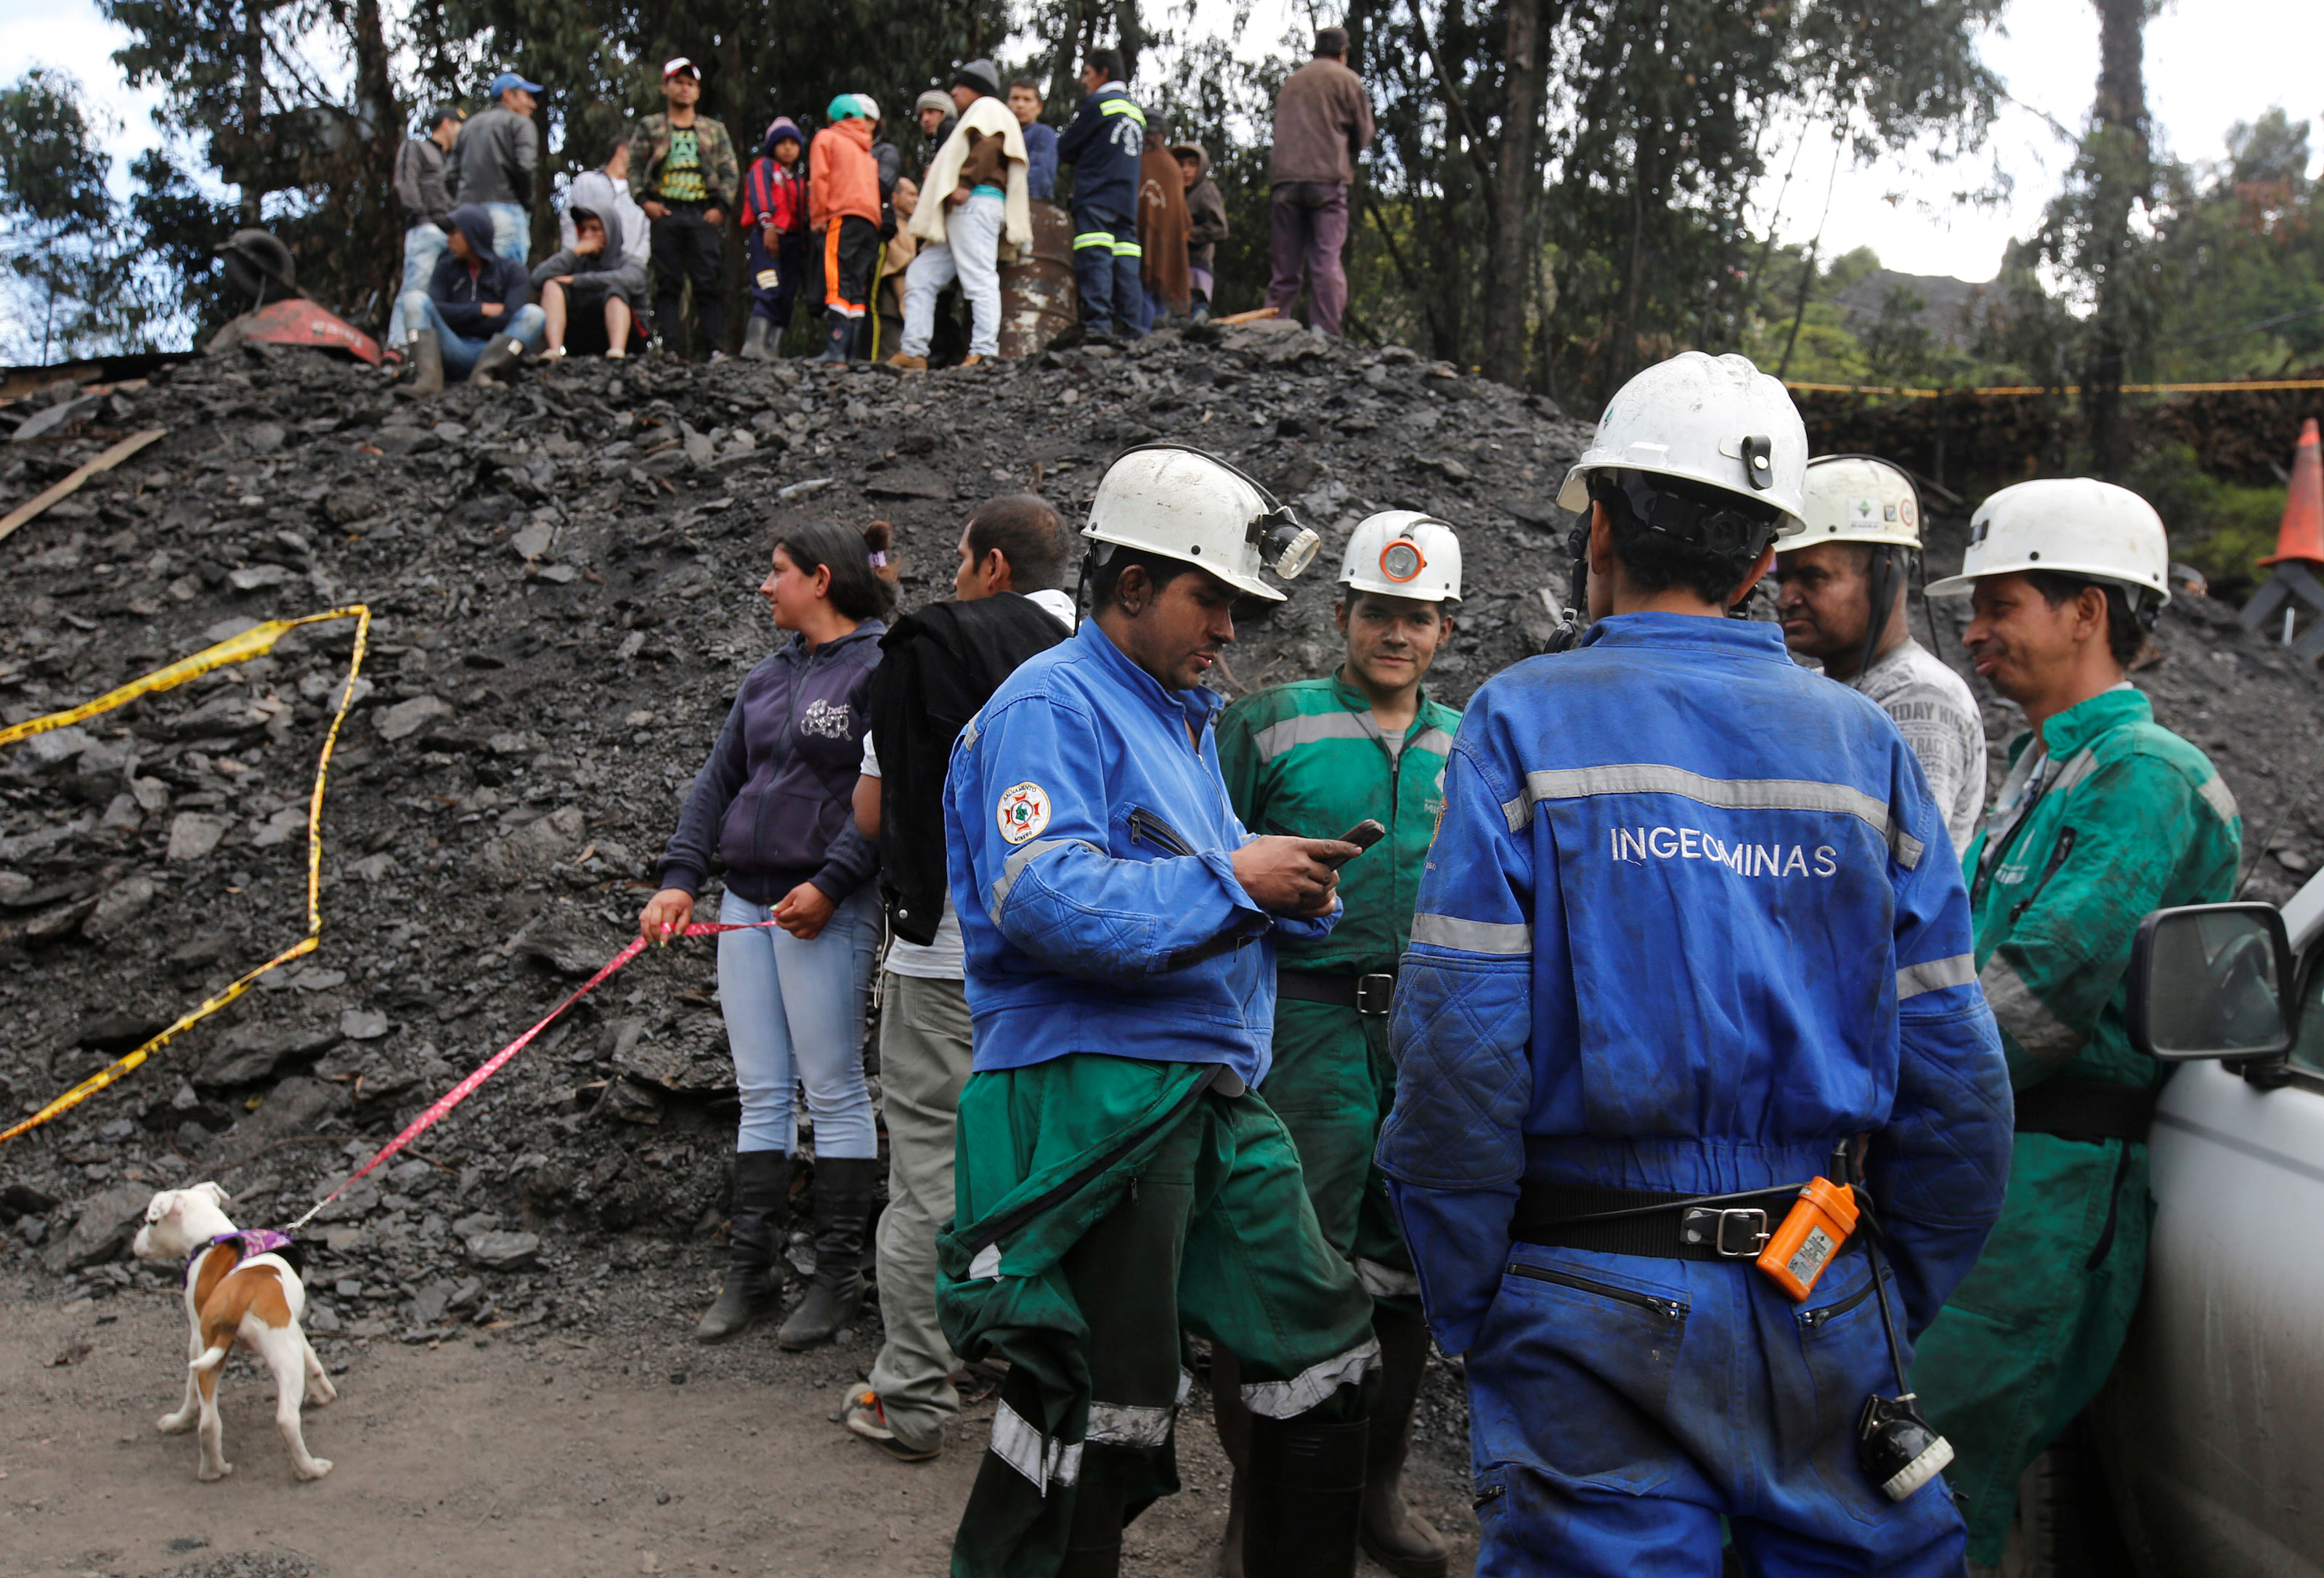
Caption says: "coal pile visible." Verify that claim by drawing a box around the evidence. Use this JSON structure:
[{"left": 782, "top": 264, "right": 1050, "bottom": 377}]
[
  {"left": 4, "top": 323, "right": 2323, "bottom": 1346},
  {"left": 0, "top": 321, "right": 1595, "bottom": 1339}
]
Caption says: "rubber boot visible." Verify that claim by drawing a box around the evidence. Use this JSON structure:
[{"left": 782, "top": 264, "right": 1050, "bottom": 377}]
[
  {"left": 740, "top": 315, "right": 775, "bottom": 361},
  {"left": 1245, "top": 1411, "right": 1368, "bottom": 1578},
  {"left": 777, "top": 1155, "right": 877, "bottom": 1349},
  {"left": 399, "top": 328, "right": 444, "bottom": 398},
  {"left": 813, "top": 309, "right": 852, "bottom": 364},
  {"left": 694, "top": 1151, "right": 792, "bottom": 1343},
  {"left": 1057, "top": 1471, "right": 1126, "bottom": 1578},
  {"left": 467, "top": 331, "right": 527, "bottom": 386},
  {"left": 1360, "top": 1309, "right": 1450, "bottom": 1578},
  {"left": 1212, "top": 1349, "right": 1252, "bottom": 1578}
]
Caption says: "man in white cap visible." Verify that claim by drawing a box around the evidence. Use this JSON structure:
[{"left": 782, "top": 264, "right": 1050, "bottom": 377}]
[
  {"left": 1380, "top": 351, "right": 2010, "bottom": 1575},
  {"left": 1910, "top": 478, "right": 2242, "bottom": 1575},
  {"left": 626, "top": 57, "right": 739, "bottom": 360},
  {"left": 1773, "top": 454, "right": 1987, "bottom": 853}
]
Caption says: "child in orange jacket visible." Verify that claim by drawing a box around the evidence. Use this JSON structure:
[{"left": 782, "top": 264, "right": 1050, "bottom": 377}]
[{"left": 809, "top": 96, "right": 885, "bottom": 362}]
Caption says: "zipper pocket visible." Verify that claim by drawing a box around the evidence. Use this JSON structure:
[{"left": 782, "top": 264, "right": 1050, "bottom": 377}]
[
  {"left": 1128, "top": 807, "right": 1198, "bottom": 856},
  {"left": 1506, "top": 1263, "right": 1686, "bottom": 1322},
  {"left": 1796, "top": 1266, "right": 1880, "bottom": 1331},
  {"left": 2007, "top": 825, "right": 2077, "bottom": 925}
]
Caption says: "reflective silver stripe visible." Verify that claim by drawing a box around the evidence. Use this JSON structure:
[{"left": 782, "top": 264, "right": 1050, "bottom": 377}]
[
  {"left": 989, "top": 1401, "right": 1081, "bottom": 1494},
  {"left": 2198, "top": 773, "right": 2240, "bottom": 826},
  {"left": 960, "top": 715, "right": 983, "bottom": 751},
  {"left": 1240, "top": 1336, "right": 1381, "bottom": 1420},
  {"left": 1512, "top": 764, "right": 1922, "bottom": 869},
  {"left": 1086, "top": 1399, "right": 1177, "bottom": 1449},
  {"left": 1979, "top": 954, "right": 2084, "bottom": 1067},
  {"left": 1410, "top": 727, "right": 1456, "bottom": 759},
  {"left": 1896, "top": 953, "right": 1977, "bottom": 1002},
  {"left": 1356, "top": 1257, "right": 1421, "bottom": 1298},
  {"left": 2047, "top": 747, "right": 2101, "bottom": 799},
  {"left": 969, "top": 1243, "right": 1003, "bottom": 1280},
  {"left": 987, "top": 837, "right": 1097, "bottom": 923},
  {"left": 1410, "top": 912, "right": 1532, "bottom": 955},
  {"left": 1254, "top": 709, "right": 1373, "bottom": 761}
]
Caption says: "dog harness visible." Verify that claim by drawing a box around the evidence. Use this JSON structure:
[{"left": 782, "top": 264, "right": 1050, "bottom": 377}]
[{"left": 185, "top": 1228, "right": 298, "bottom": 1285}]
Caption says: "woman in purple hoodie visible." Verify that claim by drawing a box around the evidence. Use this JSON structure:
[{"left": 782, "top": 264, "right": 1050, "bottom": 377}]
[{"left": 642, "top": 520, "right": 893, "bottom": 1349}]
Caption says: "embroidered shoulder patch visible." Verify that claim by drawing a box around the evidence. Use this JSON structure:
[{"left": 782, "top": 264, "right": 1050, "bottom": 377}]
[{"left": 997, "top": 782, "right": 1052, "bottom": 845}]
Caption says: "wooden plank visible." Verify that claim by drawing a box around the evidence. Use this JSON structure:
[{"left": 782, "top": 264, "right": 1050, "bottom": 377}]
[
  {"left": 0, "top": 428, "right": 168, "bottom": 545},
  {"left": 1212, "top": 306, "right": 1283, "bottom": 325}
]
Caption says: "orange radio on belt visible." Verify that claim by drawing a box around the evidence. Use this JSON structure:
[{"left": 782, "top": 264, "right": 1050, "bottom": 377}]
[{"left": 1756, "top": 1175, "right": 1859, "bottom": 1301}]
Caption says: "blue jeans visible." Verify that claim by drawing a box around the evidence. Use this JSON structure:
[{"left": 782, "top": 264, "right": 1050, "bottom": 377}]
[
  {"left": 394, "top": 291, "right": 544, "bottom": 376},
  {"left": 387, "top": 222, "right": 447, "bottom": 345},
  {"left": 718, "top": 885, "right": 880, "bottom": 1158},
  {"left": 482, "top": 201, "right": 529, "bottom": 263}
]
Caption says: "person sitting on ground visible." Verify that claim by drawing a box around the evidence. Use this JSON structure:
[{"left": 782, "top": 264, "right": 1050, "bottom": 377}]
[
  {"left": 740, "top": 118, "right": 812, "bottom": 361},
  {"left": 1173, "top": 140, "right": 1227, "bottom": 323},
  {"left": 395, "top": 203, "right": 545, "bottom": 394},
  {"left": 561, "top": 137, "right": 651, "bottom": 279},
  {"left": 452, "top": 70, "right": 542, "bottom": 261},
  {"left": 643, "top": 519, "right": 894, "bottom": 1352},
  {"left": 841, "top": 494, "right": 1078, "bottom": 1462},
  {"left": 892, "top": 59, "right": 1029, "bottom": 371},
  {"left": 1137, "top": 120, "right": 1192, "bottom": 330},
  {"left": 1009, "top": 78, "right": 1059, "bottom": 202},
  {"left": 911, "top": 89, "right": 956, "bottom": 182},
  {"left": 529, "top": 205, "right": 645, "bottom": 359},
  {"left": 388, "top": 105, "right": 463, "bottom": 357}
]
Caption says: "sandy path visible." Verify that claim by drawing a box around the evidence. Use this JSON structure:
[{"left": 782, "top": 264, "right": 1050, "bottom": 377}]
[{"left": 0, "top": 1273, "right": 1479, "bottom": 1577}]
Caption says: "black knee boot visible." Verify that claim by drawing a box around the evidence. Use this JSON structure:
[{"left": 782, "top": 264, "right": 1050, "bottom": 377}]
[
  {"left": 1212, "top": 1349, "right": 1252, "bottom": 1578},
  {"left": 1361, "top": 1308, "right": 1450, "bottom": 1577},
  {"left": 695, "top": 1150, "right": 792, "bottom": 1342},
  {"left": 1057, "top": 1471, "right": 1126, "bottom": 1578},
  {"left": 777, "top": 1155, "right": 877, "bottom": 1349},
  {"left": 1244, "top": 1410, "right": 1368, "bottom": 1578}
]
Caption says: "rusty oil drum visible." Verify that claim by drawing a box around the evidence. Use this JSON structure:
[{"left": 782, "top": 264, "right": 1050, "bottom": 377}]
[{"left": 1000, "top": 200, "right": 1078, "bottom": 358}]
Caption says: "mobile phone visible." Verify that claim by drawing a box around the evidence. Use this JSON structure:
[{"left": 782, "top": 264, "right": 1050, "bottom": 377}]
[{"left": 1320, "top": 819, "right": 1387, "bottom": 867}]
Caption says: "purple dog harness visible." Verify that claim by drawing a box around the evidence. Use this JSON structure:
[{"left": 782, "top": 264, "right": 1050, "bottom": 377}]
[{"left": 185, "top": 1228, "right": 297, "bottom": 1286}]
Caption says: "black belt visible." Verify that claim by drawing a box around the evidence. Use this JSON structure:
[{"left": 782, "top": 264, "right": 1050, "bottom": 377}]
[
  {"left": 1511, "top": 1179, "right": 1821, "bottom": 1263},
  {"left": 1276, "top": 968, "right": 1397, "bottom": 1016},
  {"left": 2013, "top": 1078, "right": 2156, "bottom": 1144}
]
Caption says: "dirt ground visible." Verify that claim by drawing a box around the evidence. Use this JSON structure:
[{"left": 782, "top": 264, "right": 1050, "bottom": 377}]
[{"left": 0, "top": 1269, "right": 1482, "bottom": 1578}]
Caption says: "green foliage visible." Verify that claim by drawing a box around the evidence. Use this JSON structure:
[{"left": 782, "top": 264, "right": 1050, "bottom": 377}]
[
  {"left": 2131, "top": 442, "right": 2287, "bottom": 598},
  {"left": 0, "top": 68, "right": 137, "bottom": 360}
]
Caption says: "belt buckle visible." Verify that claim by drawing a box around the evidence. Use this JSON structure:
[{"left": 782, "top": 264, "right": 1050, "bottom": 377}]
[
  {"left": 1681, "top": 1206, "right": 1771, "bottom": 1258},
  {"left": 1355, "top": 973, "right": 1395, "bottom": 1015}
]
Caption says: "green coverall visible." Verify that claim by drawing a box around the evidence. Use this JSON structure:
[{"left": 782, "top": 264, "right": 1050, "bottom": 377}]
[
  {"left": 1215, "top": 674, "right": 1462, "bottom": 1311},
  {"left": 1911, "top": 686, "right": 2240, "bottom": 1566}
]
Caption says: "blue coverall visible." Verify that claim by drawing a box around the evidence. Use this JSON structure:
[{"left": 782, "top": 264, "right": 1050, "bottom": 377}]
[
  {"left": 1379, "top": 612, "right": 2014, "bottom": 1577},
  {"left": 1055, "top": 84, "right": 1147, "bottom": 338}
]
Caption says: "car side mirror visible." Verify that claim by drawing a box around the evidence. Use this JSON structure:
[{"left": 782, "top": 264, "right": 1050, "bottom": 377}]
[{"left": 2126, "top": 902, "right": 2298, "bottom": 1062}]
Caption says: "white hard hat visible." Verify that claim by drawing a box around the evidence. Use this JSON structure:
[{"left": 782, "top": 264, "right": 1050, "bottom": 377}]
[
  {"left": 1781, "top": 455, "right": 1922, "bottom": 553},
  {"left": 1926, "top": 478, "right": 2171, "bottom": 608},
  {"left": 1083, "top": 444, "right": 1321, "bottom": 603},
  {"left": 1339, "top": 511, "right": 1462, "bottom": 602},
  {"left": 1555, "top": 351, "right": 1809, "bottom": 535}
]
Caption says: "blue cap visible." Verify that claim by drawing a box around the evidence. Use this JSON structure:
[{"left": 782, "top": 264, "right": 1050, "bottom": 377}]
[{"left": 489, "top": 70, "right": 543, "bottom": 96}]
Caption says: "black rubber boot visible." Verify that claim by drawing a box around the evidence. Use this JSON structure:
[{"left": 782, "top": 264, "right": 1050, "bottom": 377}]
[
  {"left": 467, "top": 332, "right": 527, "bottom": 386},
  {"left": 1244, "top": 1412, "right": 1368, "bottom": 1578},
  {"left": 695, "top": 1150, "right": 792, "bottom": 1343},
  {"left": 777, "top": 1155, "right": 877, "bottom": 1349},
  {"left": 813, "top": 309, "right": 852, "bottom": 364},
  {"left": 1360, "top": 1309, "right": 1450, "bottom": 1577},
  {"left": 398, "top": 328, "right": 444, "bottom": 398},
  {"left": 1211, "top": 1349, "right": 1251, "bottom": 1578}
]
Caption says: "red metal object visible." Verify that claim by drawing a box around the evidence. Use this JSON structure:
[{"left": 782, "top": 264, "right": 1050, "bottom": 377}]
[
  {"left": 2262, "top": 418, "right": 2324, "bottom": 565},
  {"left": 206, "top": 299, "right": 382, "bottom": 366}
]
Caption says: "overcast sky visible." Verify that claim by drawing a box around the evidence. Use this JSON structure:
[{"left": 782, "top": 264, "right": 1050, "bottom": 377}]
[{"left": 7, "top": 0, "right": 2317, "bottom": 286}]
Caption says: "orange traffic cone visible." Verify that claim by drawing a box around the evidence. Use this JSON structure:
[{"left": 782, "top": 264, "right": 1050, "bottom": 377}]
[{"left": 2262, "top": 418, "right": 2324, "bottom": 564}]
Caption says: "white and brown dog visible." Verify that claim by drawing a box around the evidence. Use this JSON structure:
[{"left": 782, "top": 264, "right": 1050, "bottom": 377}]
[{"left": 129, "top": 1183, "right": 336, "bottom": 1481}]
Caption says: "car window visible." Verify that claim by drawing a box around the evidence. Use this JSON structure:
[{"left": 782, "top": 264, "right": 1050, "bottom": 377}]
[{"left": 2291, "top": 952, "right": 2324, "bottom": 1077}]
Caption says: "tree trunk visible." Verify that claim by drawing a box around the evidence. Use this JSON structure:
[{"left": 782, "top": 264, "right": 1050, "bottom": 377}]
[
  {"left": 1481, "top": 0, "right": 1545, "bottom": 387},
  {"left": 351, "top": 0, "right": 399, "bottom": 325},
  {"left": 2084, "top": 0, "right": 2149, "bottom": 479},
  {"left": 240, "top": 0, "right": 264, "bottom": 225}
]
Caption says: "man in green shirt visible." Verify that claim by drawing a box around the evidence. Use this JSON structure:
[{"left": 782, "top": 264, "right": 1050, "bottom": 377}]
[
  {"left": 1914, "top": 478, "right": 2242, "bottom": 1573},
  {"left": 626, "top": 57, "right": 739, "bottom": 361},
  {"left": 1214, "top": 511, "right": 1463, "bottom": 1578}
]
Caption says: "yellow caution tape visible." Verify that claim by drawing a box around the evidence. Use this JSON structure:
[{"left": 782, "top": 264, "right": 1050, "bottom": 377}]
[{"left": 0, "top": 606, "right": 371, "bottom": 1146}]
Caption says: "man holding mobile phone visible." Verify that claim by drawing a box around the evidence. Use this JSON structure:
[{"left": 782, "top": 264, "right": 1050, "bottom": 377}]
[{"left": 1211, "top": 511, "right": 1466, "bottom": 1578}]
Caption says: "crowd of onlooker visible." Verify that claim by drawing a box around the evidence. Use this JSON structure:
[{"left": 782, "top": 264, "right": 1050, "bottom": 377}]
[{"left": 384, "top": 30, "right": 1376, "bottom": 389}]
